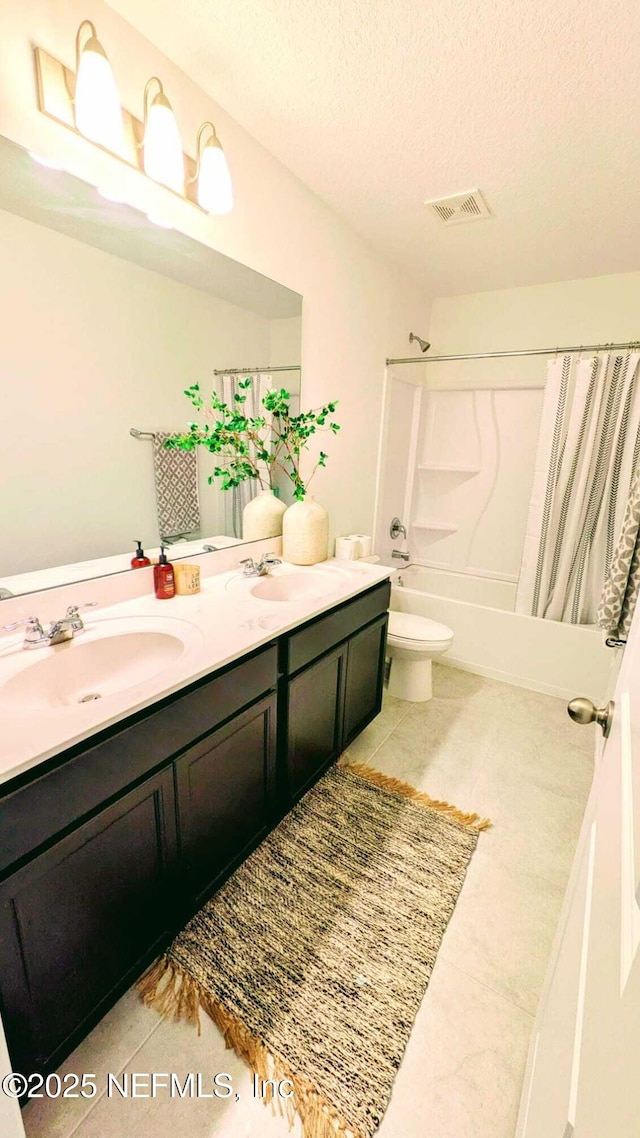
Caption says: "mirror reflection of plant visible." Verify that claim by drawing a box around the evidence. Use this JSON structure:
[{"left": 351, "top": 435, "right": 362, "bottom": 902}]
[{"left": 168, "top": 379, "right": 340, "bottom": 499}]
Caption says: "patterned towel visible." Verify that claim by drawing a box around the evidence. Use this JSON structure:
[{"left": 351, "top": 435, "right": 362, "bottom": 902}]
[
  {"left": 152, "top": 432, "right": 200, "bottom": 540},
  {"left": 598, "top": 465, "right": 640, "bottom": 638}
]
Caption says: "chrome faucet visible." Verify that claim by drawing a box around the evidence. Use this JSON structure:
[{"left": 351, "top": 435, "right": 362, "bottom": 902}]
[
  {"left": 392, "top": 550, "right": 410, "bottom": 562},
  {"left": 3, "top": 603, "right": 98, "bottom": 650},
  {"left": 240, "top": 553, "right": 282, "bottom": 577}
]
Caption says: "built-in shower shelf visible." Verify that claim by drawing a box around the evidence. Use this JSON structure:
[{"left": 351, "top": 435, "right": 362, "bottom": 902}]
[
  {"left": 411, "top": 521, "right": 458, "bottom": 536},
  {"left": 418, "top": 464, "right": 480, "bottom": 475}
]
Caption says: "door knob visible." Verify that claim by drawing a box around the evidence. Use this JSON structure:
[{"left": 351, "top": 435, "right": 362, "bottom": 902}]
[{"left": 567, "top": 697, "right": 614, "bottom": 737}]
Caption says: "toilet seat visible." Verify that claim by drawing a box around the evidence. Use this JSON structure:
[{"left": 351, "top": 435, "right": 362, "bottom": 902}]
[{"left": 388, "top": 611, "right": 453, "bottom": 648}]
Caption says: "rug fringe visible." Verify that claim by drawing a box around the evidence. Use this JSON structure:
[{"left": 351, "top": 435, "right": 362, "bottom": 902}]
[
  {"left": 138, "top": 956, "right": 365, "bottom": 1138},
  {"left": 344, "top": 762, "right": 492, "bottom": 831}
]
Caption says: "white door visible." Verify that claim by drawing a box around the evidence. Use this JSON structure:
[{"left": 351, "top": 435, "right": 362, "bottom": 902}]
[{"left": 518, "top": 610, "right": 640, "bottom": 1137}]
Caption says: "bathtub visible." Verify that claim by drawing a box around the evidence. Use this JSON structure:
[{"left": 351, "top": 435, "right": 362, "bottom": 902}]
[{"left": 390, "top": 564, "right": 614, "bottom": 700}]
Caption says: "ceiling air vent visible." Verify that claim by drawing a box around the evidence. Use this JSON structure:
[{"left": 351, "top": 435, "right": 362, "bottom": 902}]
[{"left": 424, "top": 188, "right": 491, "bottom": 225}]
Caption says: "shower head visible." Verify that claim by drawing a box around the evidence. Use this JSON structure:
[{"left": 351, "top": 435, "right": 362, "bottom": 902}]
[{"left": 409, "top": 332, "right": 431, "bottom": 353}]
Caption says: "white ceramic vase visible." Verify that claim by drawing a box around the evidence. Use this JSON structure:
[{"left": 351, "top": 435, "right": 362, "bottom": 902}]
[
  {"left": 242, "top": 489, "right": 287, "bottom": 541},
  {"left": 282, "top": 497, "right": 329, "bottom": 565}
]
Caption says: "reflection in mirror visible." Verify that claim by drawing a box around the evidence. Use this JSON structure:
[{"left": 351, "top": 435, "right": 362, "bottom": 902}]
[{"left": 0, "top": 136, "right": 302, "bottom": 598}]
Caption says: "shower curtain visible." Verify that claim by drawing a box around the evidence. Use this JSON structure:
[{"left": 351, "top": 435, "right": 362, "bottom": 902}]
[
  {"left": 516, "top": 350, "right": 640, "bottom": 624},
  {"left": 218, "top": 373, "right": 271, "bottom": 539}
]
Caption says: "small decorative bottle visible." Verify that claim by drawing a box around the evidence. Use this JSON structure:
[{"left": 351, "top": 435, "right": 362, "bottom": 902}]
[
  {"left": 131, "top": 540, "right": 151, "bottom": 569},
  {"left": 153, "top": 546, "right": 175, "bottom": 599}
]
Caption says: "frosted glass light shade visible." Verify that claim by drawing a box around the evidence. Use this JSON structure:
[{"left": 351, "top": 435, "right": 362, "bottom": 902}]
[
  {"left": 75, "top": 38, "right": 125, "bottom": 156},
  {"left": 143, "top": 95, "right": 185, "bottom": 195},
  {"left": 198, "top": 138, "right": 233, "bottom": 214}
]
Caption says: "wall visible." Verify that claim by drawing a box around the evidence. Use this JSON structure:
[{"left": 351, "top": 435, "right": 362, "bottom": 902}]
[
  {"left": 426, "top": 270, "right": 640, "bottom": 387},
  {"left": 0, "top": 206, "right": 273, "bottom": 575},
  {"left": 0, "top": 0, "right": 428, "bottom": 551},
  {"left": 269, "top": 317, "right": 302, "bottom": 395}
]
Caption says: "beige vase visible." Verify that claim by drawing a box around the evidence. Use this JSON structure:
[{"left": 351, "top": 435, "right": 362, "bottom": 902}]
[
  {"left": 242, "top": 489, "right": 287, "bottom": 541},
  {"left": 282, "top": 497, "right": 329, "bottom": 565}
]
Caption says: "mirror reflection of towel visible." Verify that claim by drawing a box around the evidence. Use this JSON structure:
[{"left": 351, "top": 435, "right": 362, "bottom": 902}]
[{"left": 152, "top": 432, "right": 200, "bottom": 540}]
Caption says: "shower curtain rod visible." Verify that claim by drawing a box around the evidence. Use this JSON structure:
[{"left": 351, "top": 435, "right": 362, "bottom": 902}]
[
  {"left": 386, "top": 340, "right": 640, "bottom": 365},
  {"left": 212, "top": 364, "right": 301, "bottom": 376}
]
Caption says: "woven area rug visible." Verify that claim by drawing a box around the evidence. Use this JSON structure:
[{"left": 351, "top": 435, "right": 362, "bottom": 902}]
[{"left": 139, "top": 763, "right": 489, "bottom": 1138}]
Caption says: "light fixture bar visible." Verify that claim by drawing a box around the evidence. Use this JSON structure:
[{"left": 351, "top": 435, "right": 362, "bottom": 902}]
[{"left": 33, "top": 46, "right": 201, "bottom": 209}]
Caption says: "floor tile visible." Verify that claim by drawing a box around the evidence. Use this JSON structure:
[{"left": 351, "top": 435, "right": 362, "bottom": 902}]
[
  {"left": 370, "top": 697, "right": 492, "bottom": 808},
  {"left": 378, "top": 958, "right": 533, "bottom": 1138},
  {"left": 438, "top": 839, "right": 565, "bottom": 1014},
  {"left": 23, "top": 989, "right": 162, "bottom": 1138},
  {"left": 71, "top": 1011, "right": 293, "bottom": 1138},
  {"left": 340, "top": 718, "right": 393, "bottom": 764}
]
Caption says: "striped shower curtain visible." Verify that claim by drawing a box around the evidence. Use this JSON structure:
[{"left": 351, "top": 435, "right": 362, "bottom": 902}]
[
  {"left": 516, "top": 351, "right": 640, "bottom": 624},
  {"left": 218, "top": 373, "right": 271, "bottom": 539}
]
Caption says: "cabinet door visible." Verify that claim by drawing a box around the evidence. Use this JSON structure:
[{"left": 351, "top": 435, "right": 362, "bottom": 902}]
[
  {"left": 0, "top": 768, "right": 176, "bottom": 1076},
  {"left": 343, "top": 615, "right": 388, "bottom": 747},
  {"left": 287, "top": 644, "right": 347, "bottom": 799},
  {"left": 175, "top": 694, "right": 277, "bottom": 906}
]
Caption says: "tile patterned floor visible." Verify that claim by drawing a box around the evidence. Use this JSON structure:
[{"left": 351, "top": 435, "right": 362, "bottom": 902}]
[{"left": 23, "top": 664, "right": 595, "bottom": 1138}]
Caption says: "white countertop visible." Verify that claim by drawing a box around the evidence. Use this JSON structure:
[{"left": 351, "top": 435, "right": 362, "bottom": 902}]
[{"left": 0, "top": 559, "right": 391, "bottom": 788}]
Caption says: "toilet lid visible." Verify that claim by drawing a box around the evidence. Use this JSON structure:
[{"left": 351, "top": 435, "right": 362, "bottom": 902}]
[{"left": 388, "top": 611, "right": 453, "bottom": 642}]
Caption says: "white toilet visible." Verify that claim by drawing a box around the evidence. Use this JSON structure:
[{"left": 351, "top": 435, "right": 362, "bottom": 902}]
[{"left": 386, "top": 611, "right": 454, "bottom": 701}]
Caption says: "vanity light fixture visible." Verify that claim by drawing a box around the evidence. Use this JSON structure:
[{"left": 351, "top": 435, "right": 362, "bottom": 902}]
[
  {"left": 142, "top": 77, "right": 185, "bottom": 195},
  {"left": 74, "top": 20, "right": 125, "bottom": 156},
  {"left": 192, "top": 122, "right": 234, "bottom": 214}
]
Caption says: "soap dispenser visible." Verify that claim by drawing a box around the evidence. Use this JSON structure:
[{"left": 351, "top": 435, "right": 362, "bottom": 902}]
[
  {"left": 154, "top": 546, "right": 175, "bottom": 599},
  {"left": 131, "top": 540, "right": 151, "bottom": 569}
]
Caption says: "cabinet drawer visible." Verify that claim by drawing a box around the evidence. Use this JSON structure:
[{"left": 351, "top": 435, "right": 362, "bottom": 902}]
[
  {"left": 285, "top": 580, "right": 390, "bottom": 675},
  {"left": 0, "top": 645, "right": 277, "bottom": 875}
]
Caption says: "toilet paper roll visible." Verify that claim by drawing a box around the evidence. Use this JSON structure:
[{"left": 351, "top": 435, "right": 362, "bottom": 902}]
[
  {"left": 335, "top": 536, "right": 361, "bottom": 559},
  {"left": 348, "top": 533, "right": 372, "bottom": 558}
]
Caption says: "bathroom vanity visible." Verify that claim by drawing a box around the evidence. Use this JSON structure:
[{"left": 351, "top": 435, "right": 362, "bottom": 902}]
[{"left": 0, "top": 564, "right": 389, "bottom": 1081}]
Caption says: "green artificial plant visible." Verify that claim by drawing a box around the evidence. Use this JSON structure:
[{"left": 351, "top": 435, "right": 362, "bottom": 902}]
[{"left": 168, "top": 379, "right": 340, "bottom": 500}]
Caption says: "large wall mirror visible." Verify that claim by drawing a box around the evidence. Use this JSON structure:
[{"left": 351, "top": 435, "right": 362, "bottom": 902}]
[{"left": 0, "top": 135, "right": 302, "bottom": 598}]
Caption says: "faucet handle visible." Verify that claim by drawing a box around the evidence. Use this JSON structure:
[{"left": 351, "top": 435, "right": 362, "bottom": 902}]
[
  {"left": 3, "top": 616, "right": 43, "bottom": 633},
  {"left": 3, "top": 616, "right": 45, "bottom": 645},
  {"left": 64, "top": 602, "right": 97, "bottom": 633}
]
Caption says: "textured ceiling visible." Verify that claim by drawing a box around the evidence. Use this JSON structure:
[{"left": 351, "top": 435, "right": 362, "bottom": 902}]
[{"left": 108, "top": 0, "right": 640, "bottom": 295}]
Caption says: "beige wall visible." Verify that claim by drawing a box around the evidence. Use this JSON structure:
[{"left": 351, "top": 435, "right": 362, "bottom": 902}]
[
  {"left": 426, "top": 270, "right": 640, "bottom": 388},
  {"left": 0, "top": 0, "right": 428, "bottom": 549}
]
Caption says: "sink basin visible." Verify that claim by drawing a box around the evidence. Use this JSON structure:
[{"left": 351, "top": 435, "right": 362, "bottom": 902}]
[
  {"left": 250, "top": 570, "right": 345, "bottom": 602},
  {"left": 0, "top": 618, "right": 201, "bottom": 711}
]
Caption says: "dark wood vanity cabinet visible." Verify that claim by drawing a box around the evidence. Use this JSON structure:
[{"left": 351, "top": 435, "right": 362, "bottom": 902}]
[
  {"left": 343, "top": 615, "right": 388, "bottom": 745},
  {"left": 175, "top": 692, "right": 277, "bottom": 908},
  {"left": 0, "top": 768, "right": 177, "bottom": 1075},
  {"left": 0, "top": 579, "right": 389, "bottom": 1082},
  {"left": 287, "top": 644, "right": 348, "bottom": 798},
  {"left": 284, "top": 583, "right": 389, "bottom": 798}
]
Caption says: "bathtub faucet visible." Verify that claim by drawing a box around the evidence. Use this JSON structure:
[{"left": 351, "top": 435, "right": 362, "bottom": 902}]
[{"left": 392, "top": 550, "right": 410, "bottom": 562}]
